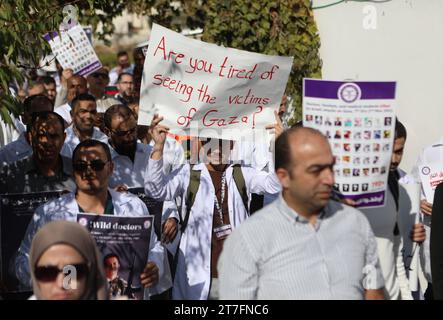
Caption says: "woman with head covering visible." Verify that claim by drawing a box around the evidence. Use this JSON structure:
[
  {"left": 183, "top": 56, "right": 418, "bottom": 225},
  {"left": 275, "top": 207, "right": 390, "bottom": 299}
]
[{"left": 28, "top": 220, "right": 108, "bottom": 300}]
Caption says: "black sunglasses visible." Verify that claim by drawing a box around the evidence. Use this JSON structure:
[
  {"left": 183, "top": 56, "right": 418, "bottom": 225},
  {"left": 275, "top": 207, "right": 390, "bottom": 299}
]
[
  {"left": 73, "top": 160, "right": 108, "bottom": 173},
  {"left": 34, "top": 263, "right": 88, "bottom": 282},
  {"left": 111, "top": 127, "right": 137, "bottom": 137},
  {"left": 91, "top": 73, "right": 108, "bottom": 79}
]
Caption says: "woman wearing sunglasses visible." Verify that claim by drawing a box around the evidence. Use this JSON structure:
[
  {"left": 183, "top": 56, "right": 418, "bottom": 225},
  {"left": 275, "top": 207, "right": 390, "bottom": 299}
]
[{"left": 29, "top": 220, "right": 108, "bottom": 300}]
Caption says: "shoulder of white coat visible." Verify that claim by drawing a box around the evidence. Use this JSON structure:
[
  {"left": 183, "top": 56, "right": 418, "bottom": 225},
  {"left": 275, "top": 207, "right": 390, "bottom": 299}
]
[
  {"left": 93, "top": 127, "right": 109, "bottom": 142},
  {"left": 110, "top": 189, "right": 148, "bottom": 215},
  {"left": 136, "top": 142, "right": 152, "bottom": 154},
  {"left": 37, "top": 192, "right": 76, "bottom": 217}
]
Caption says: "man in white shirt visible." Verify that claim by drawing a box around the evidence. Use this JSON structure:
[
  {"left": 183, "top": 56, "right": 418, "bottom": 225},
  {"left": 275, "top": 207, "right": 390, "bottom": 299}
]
[
  {"left": 410, "top": 133, "right": 443, "bottom": 299},
  {"left": 145, "top": 114, "right": 282, "bottom": 300},
  {"left": 218, "top": 127, "right": 385, "bottom": 300},
  {"left": 61, "top": 93, "right": 108, "bottom": 159},
  {"left": 16, "top": 139, "right": 170, "bottom": 296},
  {"left": 55, "top": 75, "right": 88, "bottom": 125},
  {"left": 103, "top": 105, "right": 184, "bottom": 244},
  {"left": 0, "top": 95, "right": 53, "bottom": 167}
]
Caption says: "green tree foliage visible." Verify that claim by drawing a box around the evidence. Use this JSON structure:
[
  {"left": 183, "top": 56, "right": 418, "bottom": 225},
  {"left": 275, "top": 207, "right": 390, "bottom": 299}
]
[
  {"left": 134, "top": 0, "right": 322, "bottom": 124},
  {"left": 202, "top": 0, "right": 322, "bottom": 124},
  {"left": 1, "top": 0, "right": 321, "bottom": 125},
  {"left": 0, "top": 0, "right": 119, "bottom": 124}
]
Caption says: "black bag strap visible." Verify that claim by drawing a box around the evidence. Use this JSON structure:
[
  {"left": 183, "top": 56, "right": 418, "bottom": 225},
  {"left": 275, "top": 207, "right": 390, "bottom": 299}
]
[{"left": 232, "top": 164, "right": 249, "bottom": 214}]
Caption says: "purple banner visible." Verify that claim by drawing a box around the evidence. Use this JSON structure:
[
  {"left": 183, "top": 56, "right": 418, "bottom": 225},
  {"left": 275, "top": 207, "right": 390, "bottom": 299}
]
[
  {"left": 77, "top": 60, "right": 102, "bottom": 77},
  {"left": 337, "top": 190, "right": 386, "bottom": 208},
  {"left": 304, "top": 79, "right": 396, "bottom": 100},
  {"left": 42, "top": 32, "right": 59, "bottom": 42}
]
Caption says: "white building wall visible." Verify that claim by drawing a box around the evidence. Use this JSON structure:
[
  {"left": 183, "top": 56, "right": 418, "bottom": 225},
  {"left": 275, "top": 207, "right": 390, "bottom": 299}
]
[{"left": 313, "top": 0, "right": 443, "bottom": 172}]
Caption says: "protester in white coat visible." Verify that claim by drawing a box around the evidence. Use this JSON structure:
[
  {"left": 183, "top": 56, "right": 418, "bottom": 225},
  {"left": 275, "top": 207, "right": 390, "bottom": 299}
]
[
  {"left": 103, "top": 105, "right": 185, "bottom": 245},
  {"left": 0, "top": 95, "right": 53, "bottom": 167},
  {"left": 144, "top": 114, "right": 282, "bottom": 300},
  {"left": 16, "top": 139, "right": 170, "bottom": 297}
]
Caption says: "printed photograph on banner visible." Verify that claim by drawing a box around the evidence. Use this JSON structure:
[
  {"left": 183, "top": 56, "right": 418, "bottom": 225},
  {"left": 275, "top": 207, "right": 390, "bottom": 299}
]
[
  {"left": 138, "top": 23, "right": 293, "bottom": 142},
  {"left": 418, "top": 164, "right": 443, "bottom": 204},
  {"left": 302, "top": 79, "right": 397, "bottom": 208},
  {"left": 77, "top": 214, "right": 153, "bottom": 300},
  {"left": 43, "top": 24, "right": 102, "bottom": 77}
]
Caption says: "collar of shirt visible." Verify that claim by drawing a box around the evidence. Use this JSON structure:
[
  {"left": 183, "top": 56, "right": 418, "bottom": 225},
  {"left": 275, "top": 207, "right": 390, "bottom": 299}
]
[
  {"left": 24, "top": 154, "right": 70, "bottom": 178},
  {"left": 110, "top": 142, "right": 150, "bottom": 161},
  {"left": 276, "top": 193, "right": 328, "bottom": 229}
]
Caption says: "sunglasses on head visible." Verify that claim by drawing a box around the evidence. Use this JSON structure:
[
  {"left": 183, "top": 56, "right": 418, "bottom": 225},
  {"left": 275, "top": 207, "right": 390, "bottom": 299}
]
[
  {"left": 34, "top": 263, "right": 88, "bottom": 282},
  {"left": 91, "top": 73, "right": 108, "bottom": 79},
  {"left": 111, "top": 127, "right": 137, "bottom": 137},
  {"left": 73, "top": 160, "right": 108, "bottom": 173}
]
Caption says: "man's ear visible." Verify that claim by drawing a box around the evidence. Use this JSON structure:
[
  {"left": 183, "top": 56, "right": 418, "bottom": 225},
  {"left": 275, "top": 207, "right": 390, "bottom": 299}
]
[
  {"left": 27, "top": 130, "right": 33, "bottom": 147},
  {"left": 276, "top": 168, "right": 291, "bottom": 189},
  {"left": 108, "top": 161, "right": 114, "bottom": 175},
  {"left": 102, "top": 126, "right": 111, "bottom": 137}
]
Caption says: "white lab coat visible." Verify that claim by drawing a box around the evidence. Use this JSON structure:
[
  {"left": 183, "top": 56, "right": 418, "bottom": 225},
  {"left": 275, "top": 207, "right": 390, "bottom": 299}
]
[
  {"left": 110, "top": 139, "right": 185, "bottom": 188},
  {"left": 109, "top": 140, "right": 185, "bottom": 249},
  {"left": 409, "top": 138, "right": 443, "bottom": 285},
  {"left": 360, "top": 189, "right": 412, "bottom": 300},
  {"left": 55, "top": 102, "right": 72, "bottom": 125},
  {"left": 15, "top": 188, "right": 171, "bottom": 297},
  {"left": 0, "top": 133, "right": 32, "bottom": 167},
  {"left": 144, "top": 157, "right": 281, "bottom": 300},
  {"left": 60, "top": 126, "right": 108, "bottom": 159}
]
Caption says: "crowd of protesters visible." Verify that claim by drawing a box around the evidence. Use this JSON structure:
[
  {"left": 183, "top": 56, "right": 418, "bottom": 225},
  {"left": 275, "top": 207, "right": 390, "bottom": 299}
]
[{"left": 0, "top": 43, "right": 442, "bottom": 301}]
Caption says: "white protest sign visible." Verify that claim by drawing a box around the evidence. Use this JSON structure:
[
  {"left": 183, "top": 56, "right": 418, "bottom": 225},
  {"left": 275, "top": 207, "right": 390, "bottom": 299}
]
[
  {"left": 303, "top": 79, "right": 397, "bottom": 208},
  {"left": 139, "top": 23, "right": 293, "bottom": 140},
  {"left": 43, "top": 24, "right": 102, "bottom": 76},
  {"left": 419, "top": 163, "right": 443, "bottom": 203}
]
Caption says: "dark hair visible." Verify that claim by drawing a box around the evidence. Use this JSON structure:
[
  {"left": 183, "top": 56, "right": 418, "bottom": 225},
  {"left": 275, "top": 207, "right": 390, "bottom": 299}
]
[
  {"left": 23, "top": 94, "right": 53, "bottom": 113},
  {"left": 133, "top": 47, "right": 144, "bottom": 59},
  {"left": 104, "top": 104, "right": 135, "bottom": 129},
  {"left": 394, "top": 118, "right": 407, "bottom": 140},
  {"left": 117, "top": 51, "right": 128, "bottom": 58},
  {"left": 37, "top": 76, "right": 56, "bottom": 86},
  {"left": 103, "top": 253, "right": 119, "bottom": 265},
  {"left": 30, "top": 111, "right": 65, "bottom": 132},
  {"left": 71, "top": 93, "right": 96, "bottom": 111},
  {"left": 27, "top": 79, "right": 44, "bottom": 89},
  {"left": 117, "top": 72, "right": 133, "bottom": 83},
  {"left": 275, "top": 129, "right": 294, "bottom": 172},
  {"left": 291, "top": 120, "right": 303, "bottom": 128},
  {"left": 72, "top": 139, "right": 112, "bottom": 163},
  {"left": 127, "top": 96, "right": 139, "bottom": 106}
]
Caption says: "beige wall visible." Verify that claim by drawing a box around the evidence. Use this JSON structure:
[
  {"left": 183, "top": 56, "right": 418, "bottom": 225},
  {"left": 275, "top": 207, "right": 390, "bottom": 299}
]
[{"left": 313, "top": 0, "right": 443, "bottom": 173}]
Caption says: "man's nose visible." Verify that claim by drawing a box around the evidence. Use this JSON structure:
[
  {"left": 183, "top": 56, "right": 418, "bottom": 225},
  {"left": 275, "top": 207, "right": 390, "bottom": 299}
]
[{"left": 323, "top": 168, "right": 335, "bottom": 186}]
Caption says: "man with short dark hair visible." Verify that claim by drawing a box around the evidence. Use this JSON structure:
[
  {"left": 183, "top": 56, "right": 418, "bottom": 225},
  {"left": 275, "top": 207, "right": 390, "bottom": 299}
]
[
  {"left": 145, "top": 114, "right": 282, "bottom": 300},
  {"left": 37, "top": 76, "right": 57, "bottom": 103},
  {"left": 103, "top": 253, "right": 128, "bottom": 298},
  {"left": 103, "top": 105, "right": 184, "bottom": 244},
  {"left": 0, "top": 111, "right": 74, "bottom": 194},
  {"left": 218, "top": 127, "right": 385, "bottom": 300},
  {"left": 86, "top": 67, "right": 120, "bottom": 113},
  {"left": 0, "top": 95, "right": 54, "bottom": 167},
  {"left": 61, "top": 93, "right": 108, "bottom": 158},
  {"left": 16, "top": 139, "right": 170, "bottom": 296},
  {"left": 109, "top": 51, "right": 134, "bottom": 86},
  {"left": 115, "top": 73, "right": 134, "bottom": 106}
]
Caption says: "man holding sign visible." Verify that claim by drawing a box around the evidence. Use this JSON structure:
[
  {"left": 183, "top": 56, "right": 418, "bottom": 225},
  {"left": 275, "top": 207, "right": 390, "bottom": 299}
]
[
  {"left": 15, "top": 139, "right": 170, "bottom": 297},
  {"left": 139, "top": 23, "right": 293, "bottom": 143},
  {"left": 144, "top": 113, "right": 282, "bottom": 300}
]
